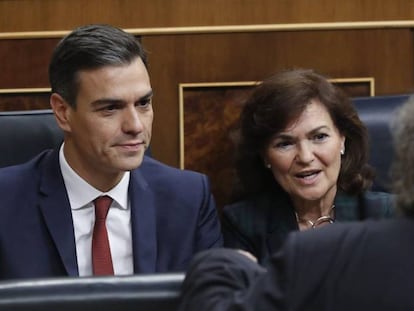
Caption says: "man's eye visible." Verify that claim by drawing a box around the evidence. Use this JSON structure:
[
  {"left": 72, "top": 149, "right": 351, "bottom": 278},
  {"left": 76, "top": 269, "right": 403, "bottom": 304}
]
[
  {"left": 137, "top": 99, "right": 152, "bottom": 108},
  {"left": 106, "top": 105, "right": 117, "bottom": 111}
]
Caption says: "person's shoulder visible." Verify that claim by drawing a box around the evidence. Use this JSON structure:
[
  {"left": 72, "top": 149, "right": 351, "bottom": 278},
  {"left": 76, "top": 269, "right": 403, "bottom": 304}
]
[
  {"left": 138, "top": 156, "right": 208, "bottom": 185},
  {"left": 277, "top": 219, "right": 405, "bottom": 297},
  {"left": 224, "top": 198, "right": 255, "bottom": 213},
  {"left": 223, "top": 192, "right": 275, "bottom": 217},
  {"left": 363, "top": 190, "right": 394, "bottom": 201},
  {"left": 288, "top": 218, "right": 393, "bottom": 250},
  {"left": 0, "top": 150, "right": 51, "bottom": 180},
  {"left": 140, "top": 155, "right": 203, "bottom": 176},
  {"left": 362, "top": 190, "right": 396, "bottom": 218},
  {"left": 189, "top": 248, "right": 265, "bottom": 274},
  {"left": 293, "top": 220, "right": 367, "bottom": 240},
  {"left": 0, "top": 150, "right": 54, "bottom": 198},
  {"left": 285, "top": 218, "right": 410, "bottom": 264},
  {"left": 281, "top": 222, "right": 366, "bottom": 265},
  {"left": 222, "top": 191, "right": 293, "bottom": 233}
]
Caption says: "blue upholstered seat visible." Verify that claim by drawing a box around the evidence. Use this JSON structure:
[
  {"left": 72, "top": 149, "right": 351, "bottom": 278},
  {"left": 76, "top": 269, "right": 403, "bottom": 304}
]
[
  {"left": 0, "top": 95, "right": 410, "bottom": 193},
  {"left": 0, "top": 109, "right": 62, "bottom": 168},
  {"left": 0, "top": 109, "right": 151, "bottom": 168},
  {"left": 0, "top": 273, "right": 184, "bottom": 311},
  {"left": 352, "top": 94, "right": 411, "bottom": 192}
]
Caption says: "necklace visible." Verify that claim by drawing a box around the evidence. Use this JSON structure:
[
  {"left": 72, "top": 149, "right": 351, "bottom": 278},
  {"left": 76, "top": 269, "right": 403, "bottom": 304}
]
[{"left": 295, "top": 205, "right": 335, "bottom": 229}]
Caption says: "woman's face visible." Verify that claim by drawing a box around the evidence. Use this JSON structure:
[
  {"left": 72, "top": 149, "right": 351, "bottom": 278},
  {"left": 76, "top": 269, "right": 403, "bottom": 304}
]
[{"left": 264, "top": 99, "right": 345, "bottom": 204}]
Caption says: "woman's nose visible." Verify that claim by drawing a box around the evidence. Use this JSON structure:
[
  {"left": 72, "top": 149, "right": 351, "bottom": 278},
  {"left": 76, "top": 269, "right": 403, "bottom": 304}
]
[{"left": 295, "top": 143, "right": 314, "bottom": 163}]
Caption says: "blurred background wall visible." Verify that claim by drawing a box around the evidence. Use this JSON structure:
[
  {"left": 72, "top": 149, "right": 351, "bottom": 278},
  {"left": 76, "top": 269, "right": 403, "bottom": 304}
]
[{"left": 1, "top": 1, "right": 414, "bottom": 207}]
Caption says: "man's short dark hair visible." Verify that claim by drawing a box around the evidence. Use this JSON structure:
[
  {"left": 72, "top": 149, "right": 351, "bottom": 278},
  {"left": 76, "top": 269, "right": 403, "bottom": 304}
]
[{"left": 49, "top": 24, "right": 148, "bottom": 107}]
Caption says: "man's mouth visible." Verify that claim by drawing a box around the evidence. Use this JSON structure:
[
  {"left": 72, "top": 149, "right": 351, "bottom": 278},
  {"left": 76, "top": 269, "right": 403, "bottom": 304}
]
[{"left": 116, "top": 141, "right": 145, "bottom": 151}]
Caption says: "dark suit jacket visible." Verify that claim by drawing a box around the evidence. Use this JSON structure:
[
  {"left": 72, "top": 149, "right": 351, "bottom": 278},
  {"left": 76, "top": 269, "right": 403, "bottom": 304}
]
[
  {"left": 180, "top": 218, "right": 414, "bottom": 311},
  {"left": 222, "top": 190, "right": 394, "bottom": 264},
  {"left": 0, "top": 149, "right": 222, "bottom": 280}
]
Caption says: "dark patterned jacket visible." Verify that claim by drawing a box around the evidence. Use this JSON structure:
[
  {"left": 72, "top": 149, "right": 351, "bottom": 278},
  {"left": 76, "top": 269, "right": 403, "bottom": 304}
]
[{"left": 222, "top": 190, "right": 395, "bottom": 264}]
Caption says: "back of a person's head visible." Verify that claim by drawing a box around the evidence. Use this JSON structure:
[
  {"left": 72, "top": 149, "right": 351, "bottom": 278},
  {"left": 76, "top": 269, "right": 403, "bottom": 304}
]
[
  {"left": 392, "top": 95, "right": 414, "bottom": 215},
  {"left": 49, "top": 24, "right": 147, "bottom": 107}
]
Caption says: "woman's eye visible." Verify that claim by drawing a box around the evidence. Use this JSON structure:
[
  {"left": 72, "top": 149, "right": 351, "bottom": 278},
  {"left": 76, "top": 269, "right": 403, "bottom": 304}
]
[
  {"left": 313, "top": 133, "right": 328, "bottom": 141},
  {"left": 275, "top": 141, "right": 293, "bottom": 149}
]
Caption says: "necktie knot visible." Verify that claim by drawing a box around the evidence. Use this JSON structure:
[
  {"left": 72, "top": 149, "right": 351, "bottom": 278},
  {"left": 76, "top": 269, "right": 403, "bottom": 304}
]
[{"left": 94, "top": 195, "right": 112, "bottom": 220}]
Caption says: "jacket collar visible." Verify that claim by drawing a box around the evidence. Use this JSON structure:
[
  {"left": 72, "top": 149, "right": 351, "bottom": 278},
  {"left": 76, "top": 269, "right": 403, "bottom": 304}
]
[
  {"left": 38, "top": 149, "right": 79, "bottom": 276},
  {"left": 38, "top": 151, "right": 158, "bottom": 275},
  {"left": 265, "top": 191, "right": 361, "bottom": 255},
  {"left": 129, "top": 165, "right": 157, "bottom": 273}
]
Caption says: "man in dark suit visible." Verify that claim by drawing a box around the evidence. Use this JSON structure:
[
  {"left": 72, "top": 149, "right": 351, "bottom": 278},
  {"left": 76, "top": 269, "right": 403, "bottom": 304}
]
[
  {"left": 179, "top": 96, "right": 414, "bottom": 310},
  {"left": 0, "top": 24, "right": 222, "bottom": 279}
]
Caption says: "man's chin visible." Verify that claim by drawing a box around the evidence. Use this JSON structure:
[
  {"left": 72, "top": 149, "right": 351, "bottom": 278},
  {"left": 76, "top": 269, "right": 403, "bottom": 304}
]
[{"left": 118, "top": 156, "right": 145, "bottom": 171}]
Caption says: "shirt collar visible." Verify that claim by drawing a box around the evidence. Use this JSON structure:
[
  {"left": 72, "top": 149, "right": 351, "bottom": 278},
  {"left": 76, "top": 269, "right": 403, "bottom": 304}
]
[{"left": 59, "top": 143, "right": 130, "bottom": 210}]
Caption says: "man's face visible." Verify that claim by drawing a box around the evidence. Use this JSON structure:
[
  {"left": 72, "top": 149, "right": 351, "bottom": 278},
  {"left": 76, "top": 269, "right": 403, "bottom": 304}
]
[{"left": 60, "top": 57, "right": 153, "bottom": 190}]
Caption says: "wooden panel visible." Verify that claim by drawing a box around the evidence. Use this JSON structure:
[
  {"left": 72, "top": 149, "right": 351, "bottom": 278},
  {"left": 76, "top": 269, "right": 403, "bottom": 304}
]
[
  {"left": 2, "top": 0, "right": 414, "bottom": 32},
  {"left": 1, "top": 28, "right": 413, "bottom": 170},
  {"left": 181, "top": 83, "right": 254, "bottom": 209},
  {"left": 0, "top": 39, "right": 58, "bottom": 88},
  {"left": 2, "top": 0, "right": 414, "bottom": 209},
  {"left": 179, "top": 79, "right": 373, "bottom": 209},
  {"left": 0, "top": 91, "right": 50, "bottom": 111},
  {"left": 143, "top": 28, "right": 414, "bottom": 167}
]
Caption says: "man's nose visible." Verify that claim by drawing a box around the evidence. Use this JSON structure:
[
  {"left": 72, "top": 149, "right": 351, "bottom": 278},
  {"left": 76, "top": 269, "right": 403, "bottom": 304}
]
[{"left": 122, "top": 107, "right": 144, "bottom": 134}]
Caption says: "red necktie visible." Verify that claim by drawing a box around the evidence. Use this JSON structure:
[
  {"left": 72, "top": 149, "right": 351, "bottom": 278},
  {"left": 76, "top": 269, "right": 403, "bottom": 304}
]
[{"left": 92, "top": 195, "right": 114, "bottom": 275}]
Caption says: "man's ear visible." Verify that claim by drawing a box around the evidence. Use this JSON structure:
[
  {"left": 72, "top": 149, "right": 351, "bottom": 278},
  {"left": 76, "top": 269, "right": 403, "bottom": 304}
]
[{"left": 50, "top": 93, "right": 72, "bottom": 132}]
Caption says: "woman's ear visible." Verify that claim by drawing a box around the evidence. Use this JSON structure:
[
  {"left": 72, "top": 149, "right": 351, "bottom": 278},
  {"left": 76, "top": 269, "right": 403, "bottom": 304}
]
[
  {"left": 50, "top": 93, "right": 72, "bottom": 133},
  {"left": 262, "top": 151, "right": 271, "bottom": 169}
]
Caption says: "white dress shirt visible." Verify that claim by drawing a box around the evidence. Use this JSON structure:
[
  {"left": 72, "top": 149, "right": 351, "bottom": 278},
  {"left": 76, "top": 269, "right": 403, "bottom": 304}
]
[{"left": 59, "top": 144, "right": 134, "bottom": 276}]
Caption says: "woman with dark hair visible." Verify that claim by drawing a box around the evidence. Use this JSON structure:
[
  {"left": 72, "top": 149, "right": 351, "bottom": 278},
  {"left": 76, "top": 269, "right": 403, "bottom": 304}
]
[{"left": 222, "top": 68, "right": 394, "bottom": 264}]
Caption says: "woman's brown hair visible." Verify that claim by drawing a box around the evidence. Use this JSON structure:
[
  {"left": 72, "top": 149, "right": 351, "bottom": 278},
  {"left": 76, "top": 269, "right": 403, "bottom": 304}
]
[{"left": 232, "top": 68, "right": 374, "bottom": 201}]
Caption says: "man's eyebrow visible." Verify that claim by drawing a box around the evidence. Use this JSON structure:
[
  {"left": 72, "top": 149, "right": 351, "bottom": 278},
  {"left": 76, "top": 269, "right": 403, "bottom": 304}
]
[
  {"left": 91, "top": 98, "right": 123, "bottom": 107},
  {"left": 91, "top": 90, "right": 154, "bottom": 107},
  {"left": 139, "top": 90, "right": 154, "bottom": 101}
]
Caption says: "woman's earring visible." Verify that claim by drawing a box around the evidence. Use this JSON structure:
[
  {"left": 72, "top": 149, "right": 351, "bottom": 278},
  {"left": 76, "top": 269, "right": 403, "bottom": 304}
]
[
  {"left": 266, "top": 163, "right": 271, "bottom": 169},
  {"left": 340, "top": 149, "right": 345, "bottom": 156}
]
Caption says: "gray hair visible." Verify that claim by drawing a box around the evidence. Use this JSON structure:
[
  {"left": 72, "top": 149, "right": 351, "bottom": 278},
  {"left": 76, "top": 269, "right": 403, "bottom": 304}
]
[{"left": 391, "top": 95, "right": 414, "bottom": 214}]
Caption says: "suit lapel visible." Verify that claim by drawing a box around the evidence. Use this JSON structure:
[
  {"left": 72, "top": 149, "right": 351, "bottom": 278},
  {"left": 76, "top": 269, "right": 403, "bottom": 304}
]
[
  {"left": 266, "top": 209, "right": 298, "bottom": 255},
  {"left": 266, "top": 192, "right": 298, "bottom": 256},
  {"left": 38, "top": 150, "right": 78, "bottom": 276},
  {"left": 129, "top": 169, "right": 157, "bottom": 273}
]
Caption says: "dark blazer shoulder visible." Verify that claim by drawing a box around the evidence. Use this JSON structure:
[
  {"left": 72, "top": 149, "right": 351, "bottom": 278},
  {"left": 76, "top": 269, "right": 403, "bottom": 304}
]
[
  {"left": 287, "top": 220, "right": 368, "bottom": 249},
  {"left": 362, "top": 191, "right": 395, "bottom": 218},
  {"left": 139, "top": 156, "right": 207, "bottom": 184},
  {"left": 223, "top": 191, "right": 284, "bottom": 217},
  {"left": 0, "top": 149, "right": 54, "bottom": 187},
  {"left": 222, "top": 192, "right": 281, "bottom": 232},
  {"left": 335, "top": 191, "right": 395, "bottom": 221},
  {"left": 221, "top": 191, "right": 296, "bottom": 261},
  {"left": 223, "top": 190, "right": 294, "bottom": 227}
]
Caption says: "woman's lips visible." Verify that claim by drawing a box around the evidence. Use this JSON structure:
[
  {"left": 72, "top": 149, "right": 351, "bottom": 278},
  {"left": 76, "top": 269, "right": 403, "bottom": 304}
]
[{"left": 294, "top": 170, "right": 321, "bottom": 184}]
